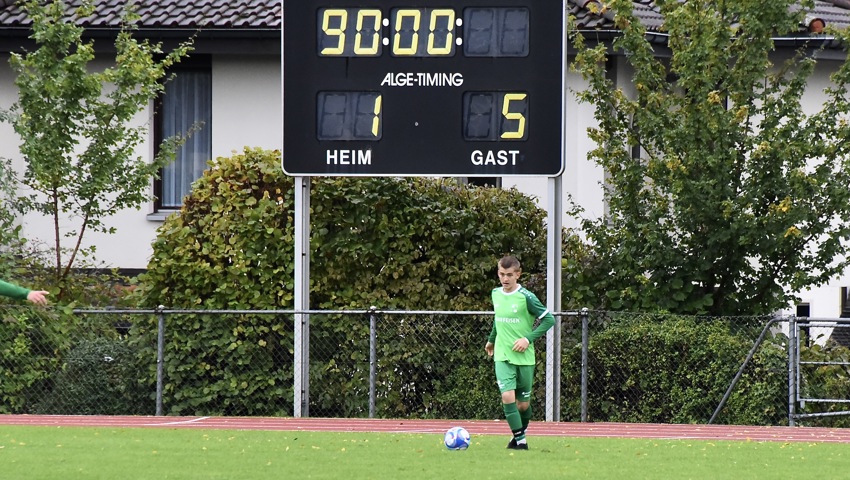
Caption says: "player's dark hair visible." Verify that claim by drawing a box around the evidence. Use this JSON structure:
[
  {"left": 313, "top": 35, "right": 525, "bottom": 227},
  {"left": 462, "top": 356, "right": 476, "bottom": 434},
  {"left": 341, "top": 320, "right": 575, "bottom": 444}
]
[{"left": 498, "top": 255, "right": 521, "bottom": 270}]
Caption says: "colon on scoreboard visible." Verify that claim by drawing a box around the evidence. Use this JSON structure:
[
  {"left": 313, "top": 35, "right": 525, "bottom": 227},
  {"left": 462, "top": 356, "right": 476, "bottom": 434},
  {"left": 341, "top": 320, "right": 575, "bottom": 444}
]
[{"left": 317, "top": 7, "right": 530, "bottom": 58}]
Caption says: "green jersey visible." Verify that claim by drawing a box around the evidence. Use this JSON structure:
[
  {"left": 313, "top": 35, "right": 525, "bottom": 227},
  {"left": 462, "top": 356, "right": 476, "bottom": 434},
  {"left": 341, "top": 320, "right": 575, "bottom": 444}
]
[
  {"left": 0, "top": 279, "right": 30, "bottom": 301},
  {"left": 488, "top": 285, "right": 555, "bottom": 365}
]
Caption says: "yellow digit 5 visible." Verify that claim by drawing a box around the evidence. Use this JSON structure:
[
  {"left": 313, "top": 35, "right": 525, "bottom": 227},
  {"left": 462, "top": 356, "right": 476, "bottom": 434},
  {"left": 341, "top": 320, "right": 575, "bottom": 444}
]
[
  {"left": 321, "top": 9, "right": 347, "bottom": 55},
  {"left": 501, "top": 93, "right": 527, "bottom": 139},
  {"left": 355, "top": 9, "right": 381, "bottom": 55}
]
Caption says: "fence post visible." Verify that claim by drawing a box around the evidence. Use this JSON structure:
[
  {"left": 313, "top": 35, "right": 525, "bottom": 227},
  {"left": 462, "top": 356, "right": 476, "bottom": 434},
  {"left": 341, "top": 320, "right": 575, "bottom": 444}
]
[
  {"left": 156, "top": 305, "right": 166, "bottom": 416},
  {"left": 788, "top": 316, "right": 797, "bottom": 427},
  {"left": 369, "top": 306, "right": 378, "bottom": 418},
  {"left": 580, "top": 308, "right": 589, "bottom": 423}
]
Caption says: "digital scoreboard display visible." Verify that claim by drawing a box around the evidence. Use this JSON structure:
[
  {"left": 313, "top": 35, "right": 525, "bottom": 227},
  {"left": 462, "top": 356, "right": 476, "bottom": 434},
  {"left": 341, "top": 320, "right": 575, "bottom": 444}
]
[{"left": 282, "top": 1, "right": 565, "bottom": 176}]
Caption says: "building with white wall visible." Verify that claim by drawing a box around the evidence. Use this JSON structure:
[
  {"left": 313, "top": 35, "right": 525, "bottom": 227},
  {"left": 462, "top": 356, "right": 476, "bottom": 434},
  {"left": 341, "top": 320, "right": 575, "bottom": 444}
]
[{"left": 2, "top": 0, "right": 850, "bottom": 317}]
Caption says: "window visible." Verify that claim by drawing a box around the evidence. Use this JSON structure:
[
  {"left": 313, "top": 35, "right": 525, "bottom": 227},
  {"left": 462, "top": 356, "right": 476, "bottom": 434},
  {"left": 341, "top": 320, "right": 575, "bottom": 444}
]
[
  {"left": 154, "top": 58, "right": 212, "bottom": 210},
  {"left": 464, "top": 177, "right": 501, "bottom": 188}
]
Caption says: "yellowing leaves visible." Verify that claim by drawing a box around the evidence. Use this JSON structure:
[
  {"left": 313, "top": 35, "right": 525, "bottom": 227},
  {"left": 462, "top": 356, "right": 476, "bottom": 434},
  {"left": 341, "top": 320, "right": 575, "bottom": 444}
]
[
  {"left": 707, "top": 90, "right": 722, "bottom": 104},
  {"left": 734, "top": 105, "right": 749, "bottom": 123},
  {"left": 751, "top": 141, "right": 771, "bottom": 160},
  {"left": 665, "top": 157, "right": 685, "bottom": 173},
  {"left": 769, "top": 197, "right": 792, "bottom": 214}
]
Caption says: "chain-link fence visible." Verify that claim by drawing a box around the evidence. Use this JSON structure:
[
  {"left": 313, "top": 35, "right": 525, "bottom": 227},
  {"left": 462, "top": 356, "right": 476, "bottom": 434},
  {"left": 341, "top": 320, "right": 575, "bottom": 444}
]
[
  {"left": 2, "top": 305, "right": 848, "bottom": 426},
  {"left": 558, "top": 311, "right": 790, "bottom": 426}
]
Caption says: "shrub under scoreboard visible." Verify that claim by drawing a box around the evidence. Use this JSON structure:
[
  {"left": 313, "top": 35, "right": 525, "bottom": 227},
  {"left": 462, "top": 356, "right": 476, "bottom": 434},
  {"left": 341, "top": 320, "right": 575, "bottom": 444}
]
[{"left": 282, "top": 0, "right": 565, "bottom": 176}]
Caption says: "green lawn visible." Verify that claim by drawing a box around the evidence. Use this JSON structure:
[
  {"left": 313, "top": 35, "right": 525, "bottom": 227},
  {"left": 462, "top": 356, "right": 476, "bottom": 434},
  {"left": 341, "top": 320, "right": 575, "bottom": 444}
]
[{"left": 1, "top": 426, "right": 848, "bottom": 479}]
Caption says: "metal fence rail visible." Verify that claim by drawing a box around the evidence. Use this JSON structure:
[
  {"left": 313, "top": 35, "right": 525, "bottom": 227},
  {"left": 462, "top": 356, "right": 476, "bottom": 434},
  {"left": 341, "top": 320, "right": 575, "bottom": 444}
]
[
  {"left": 1, "top": 306, "right": 846, "bottom": 426},
  {"left": 790, "top": 317, "right": 850, "bottom": 426}
]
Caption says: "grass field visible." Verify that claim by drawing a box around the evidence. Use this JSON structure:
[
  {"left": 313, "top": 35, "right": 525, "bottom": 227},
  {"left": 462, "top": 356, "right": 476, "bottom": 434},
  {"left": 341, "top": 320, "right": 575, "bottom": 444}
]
[{"left": 2, "top": 425, "right": 849, "bottom": 479}]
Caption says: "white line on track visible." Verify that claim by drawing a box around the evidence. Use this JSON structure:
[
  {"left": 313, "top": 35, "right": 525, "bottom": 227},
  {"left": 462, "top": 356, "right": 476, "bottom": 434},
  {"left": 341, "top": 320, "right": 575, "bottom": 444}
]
[{"left": 141, "top": 416, "right": 211, "bottom": 427}]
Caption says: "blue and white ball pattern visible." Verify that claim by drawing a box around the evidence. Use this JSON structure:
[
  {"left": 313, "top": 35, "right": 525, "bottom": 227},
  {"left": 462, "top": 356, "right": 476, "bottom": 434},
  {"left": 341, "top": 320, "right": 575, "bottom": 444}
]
[{"left": 444, "top": 426, "right": 471, "bottom": 450}]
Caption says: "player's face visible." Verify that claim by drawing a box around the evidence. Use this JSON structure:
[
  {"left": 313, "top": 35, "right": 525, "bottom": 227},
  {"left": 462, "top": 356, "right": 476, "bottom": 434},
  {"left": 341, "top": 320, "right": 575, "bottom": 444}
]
[{"left": 497, "top": 265, "right": 521, "bottom": 292}]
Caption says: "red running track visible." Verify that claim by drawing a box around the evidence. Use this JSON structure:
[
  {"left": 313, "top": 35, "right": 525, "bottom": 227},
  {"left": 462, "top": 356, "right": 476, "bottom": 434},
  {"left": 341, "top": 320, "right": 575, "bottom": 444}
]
[{"left": 2, "top": 415, "right": 850, "bottom": 443}]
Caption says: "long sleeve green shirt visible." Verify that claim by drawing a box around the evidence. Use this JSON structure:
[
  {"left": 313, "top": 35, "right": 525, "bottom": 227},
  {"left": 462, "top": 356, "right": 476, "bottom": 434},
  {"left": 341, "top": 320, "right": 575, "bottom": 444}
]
[{"left": 0, "top": 279, "right": 30, "bottom": 301}]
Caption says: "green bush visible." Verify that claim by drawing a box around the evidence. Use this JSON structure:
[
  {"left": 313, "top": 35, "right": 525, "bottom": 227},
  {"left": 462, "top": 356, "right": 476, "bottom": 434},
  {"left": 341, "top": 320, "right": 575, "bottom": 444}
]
[
  {"left": 131, "top": 147, "right": 548, "bottom": 416},
  {"left": 34, "top": 336, "right": 149, "bottom": 415},
  {"left": 309, "top": 175, "right": 547, "bottom": 311},
  {"left": 0, "top": 307, "right": 68, "bottom": 413}
]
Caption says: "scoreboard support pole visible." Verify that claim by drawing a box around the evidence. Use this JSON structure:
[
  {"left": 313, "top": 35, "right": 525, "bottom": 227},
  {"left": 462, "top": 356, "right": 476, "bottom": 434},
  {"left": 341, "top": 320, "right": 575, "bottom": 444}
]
[
  {"left": 545, "top": 175, "right": 563, "bottom": 422},
  {"left": 545, "top": 2, "right": 567, "bottom": 422},
  {"left": 294, "top": 176, "right": 311, "bottom": 417}
]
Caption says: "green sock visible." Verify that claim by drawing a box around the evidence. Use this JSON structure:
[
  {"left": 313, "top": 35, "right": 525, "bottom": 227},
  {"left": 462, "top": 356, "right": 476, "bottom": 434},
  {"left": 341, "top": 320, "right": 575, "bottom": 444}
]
[
  {"left": 502, "top": 402, "right": 525, "bottom": 441},
  {"left": 520, "top": 405, "right": 532, "bottom": 434}
]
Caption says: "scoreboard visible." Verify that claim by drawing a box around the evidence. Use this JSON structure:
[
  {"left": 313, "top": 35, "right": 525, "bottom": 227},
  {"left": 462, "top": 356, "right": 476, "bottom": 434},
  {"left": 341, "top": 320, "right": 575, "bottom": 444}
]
[{"left": 282, "top": 0, "right": 565, "bottom": 176}]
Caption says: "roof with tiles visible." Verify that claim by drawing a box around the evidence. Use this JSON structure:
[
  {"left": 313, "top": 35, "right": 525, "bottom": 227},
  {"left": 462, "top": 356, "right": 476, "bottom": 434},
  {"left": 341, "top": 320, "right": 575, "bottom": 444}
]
[
  {"left": 0, "top": 0, "right": 280, "bottom": 30},
  {"left": 1, "top": 1, "right": 848, "bottom": 37},
  {"left": 569, "top": 0, "right": 850, "bottom": 34}
]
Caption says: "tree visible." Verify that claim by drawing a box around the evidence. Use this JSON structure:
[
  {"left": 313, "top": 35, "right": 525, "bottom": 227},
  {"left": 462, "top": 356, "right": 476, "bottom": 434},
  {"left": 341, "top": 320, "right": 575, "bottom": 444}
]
[
  {"left": 4, "top": 0, "right": 191, "bottom": 294},
  {"left": 569, "top": 0, "right": 850, "bottom": 315}
]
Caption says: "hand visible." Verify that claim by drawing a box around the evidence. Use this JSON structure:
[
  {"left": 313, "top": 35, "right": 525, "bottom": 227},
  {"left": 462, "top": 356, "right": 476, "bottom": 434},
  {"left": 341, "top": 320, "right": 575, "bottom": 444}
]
[
  {"left": 27, "top": 290, "right": 49, "bottom": 305},
  {"left": 484, "top": 342, "right": 494, "bottom": 358},
  {"left": 512, "top": 337, "right": 529, "bottom": 352}
]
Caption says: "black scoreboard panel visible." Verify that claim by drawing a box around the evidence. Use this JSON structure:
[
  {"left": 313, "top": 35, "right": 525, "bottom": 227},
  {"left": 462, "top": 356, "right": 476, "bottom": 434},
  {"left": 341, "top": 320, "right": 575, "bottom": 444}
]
[{"left": 282, "top": 1, "right": 564, "bottom": 176}]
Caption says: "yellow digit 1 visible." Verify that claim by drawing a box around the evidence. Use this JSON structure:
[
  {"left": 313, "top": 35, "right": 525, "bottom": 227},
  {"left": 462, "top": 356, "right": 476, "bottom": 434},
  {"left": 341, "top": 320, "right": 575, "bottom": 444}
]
[
  {"left": 372, "top": 95, "right": 382, "bottom": 137},
  {"left": 321, "top": 9, "right": 347, "bottom": 55},
  {"left": 501, "top": 93, "right": 527, "bottom": 139},
  {"left": 428, "top": 9, "right": 455, "bottom": 55},
  {"left": 393, "top": 9, "right": 420, "bottom": 56},
  {"left": 355, "top": 9, "right": 381, "bottom": 55}
]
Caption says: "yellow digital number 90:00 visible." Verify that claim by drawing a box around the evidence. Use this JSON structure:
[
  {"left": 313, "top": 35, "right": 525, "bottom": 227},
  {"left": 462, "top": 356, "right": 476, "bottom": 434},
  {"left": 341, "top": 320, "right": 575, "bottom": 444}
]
[{"left": 318, "top": 8, "right": 458, "bottom": 57}]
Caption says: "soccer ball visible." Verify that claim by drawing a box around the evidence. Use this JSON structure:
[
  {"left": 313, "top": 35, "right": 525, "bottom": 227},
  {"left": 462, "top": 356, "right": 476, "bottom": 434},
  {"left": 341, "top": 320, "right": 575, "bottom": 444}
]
[{"left": 444, "top": 426, "right": 471, "bottom": 450}]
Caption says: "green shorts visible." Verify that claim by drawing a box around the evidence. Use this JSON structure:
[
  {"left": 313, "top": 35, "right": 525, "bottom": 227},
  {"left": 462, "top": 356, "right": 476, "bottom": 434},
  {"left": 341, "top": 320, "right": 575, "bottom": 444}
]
[{"left": 494, "top": 361, "right": 535, "bottom": 401}]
